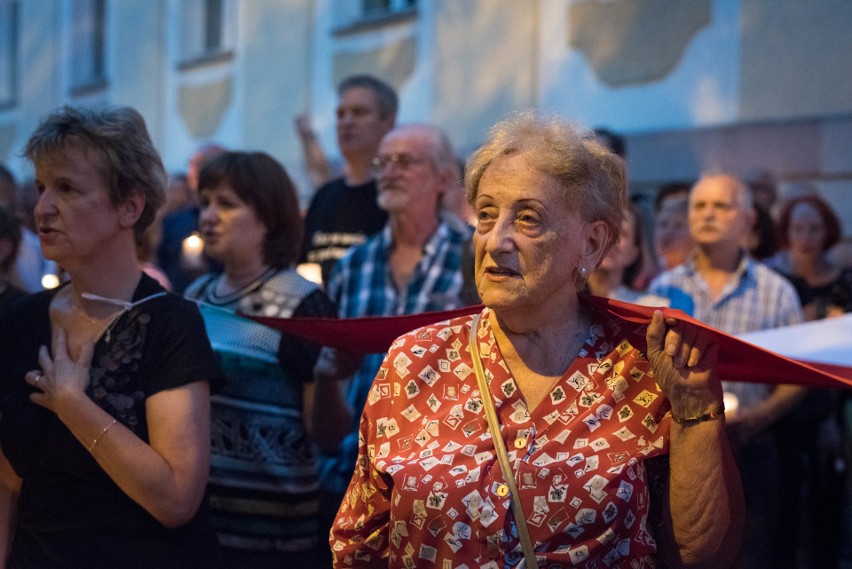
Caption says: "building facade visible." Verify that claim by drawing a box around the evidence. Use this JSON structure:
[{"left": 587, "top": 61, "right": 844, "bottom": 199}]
[{"left": 2, "top": 0, "right": 851, "bottom": 225}]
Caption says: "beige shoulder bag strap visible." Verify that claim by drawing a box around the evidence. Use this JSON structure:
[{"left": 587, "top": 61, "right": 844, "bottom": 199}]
[{"left": 469, "top": 313, "right": 538, "bottom": 568}]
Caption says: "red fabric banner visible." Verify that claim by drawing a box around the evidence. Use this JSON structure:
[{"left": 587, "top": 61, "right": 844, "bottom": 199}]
[
  {"left": 583, "top": 296, "right": 852, "bottom": 389},
  {"left": 248, "top": 304, "right": 483, "bottom": 354},
  {"left": 245, "top": 295, "right": 852, "bottom": 388}
]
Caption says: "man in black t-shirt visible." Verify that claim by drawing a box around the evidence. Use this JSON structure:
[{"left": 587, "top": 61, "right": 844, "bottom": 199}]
[{"left": 300, "top": 75, "right": 398, "bottom": 286}]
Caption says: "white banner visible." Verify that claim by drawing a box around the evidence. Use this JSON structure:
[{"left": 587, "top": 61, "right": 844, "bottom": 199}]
[{"left": 736, "top": 313, "right": 852, "bottom": 368}]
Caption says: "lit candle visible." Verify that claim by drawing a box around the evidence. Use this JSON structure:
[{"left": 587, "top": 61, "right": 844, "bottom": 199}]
[
  {"left": 296, "top": 262, "right": 323, "bottom": 285},
  {"left": 181, "top": 233, "right": 205, "bottom": 270},
  {"left": 722, "top": 392, "right": 739, "bottom": 418},
  {"left": 41, "top": 273, "right": 61, "bottom": 289}
]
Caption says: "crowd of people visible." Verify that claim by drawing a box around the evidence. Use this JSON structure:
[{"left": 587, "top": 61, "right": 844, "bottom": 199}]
[{"left": 0, "top": 72, "right": 849, "bottom": 568}]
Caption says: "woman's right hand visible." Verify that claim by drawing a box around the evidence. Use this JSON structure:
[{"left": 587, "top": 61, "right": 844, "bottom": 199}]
[{"left": 26, "top": 328, "right": 93, "bottom": 414}]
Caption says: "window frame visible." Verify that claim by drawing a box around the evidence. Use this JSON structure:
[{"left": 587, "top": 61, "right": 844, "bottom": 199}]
[
  {"left": 334, "top": 0, "right": 417, "bottom": 36},
  {"left": 364, "top": 0, "right": 416, "bottom": 16},
  {"left": 176, "top": 0, "right": 236, "bottom": 71},
  {"left": 68, "top": 0, "right": 109, "bottom": 96},
  {"left": 0, "top": 0, "right": 19, "bottom": 109}
]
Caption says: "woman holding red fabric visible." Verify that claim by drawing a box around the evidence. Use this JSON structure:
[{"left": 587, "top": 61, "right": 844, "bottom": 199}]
[{"left": 330, "top": 112, "right": 744, "bottom": 568}]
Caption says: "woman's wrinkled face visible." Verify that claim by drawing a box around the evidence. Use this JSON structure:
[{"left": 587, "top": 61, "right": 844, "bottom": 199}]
[
  {"left": 788, "top": 202, "right": 827, "bottom": 257},
  {"left": 198, "top": 183, "right": 267, "bottom": 267},
  {"left": 472, "top": 153, "right": 606, "bottom": 314},
  {"left": 33, "top": 146, "right": 131, "bottom": 268}
]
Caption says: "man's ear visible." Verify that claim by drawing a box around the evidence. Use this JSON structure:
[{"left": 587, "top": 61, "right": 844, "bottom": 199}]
[
  {"left": 118, "top": 191, "right": 145, "bottom": 229},
  {"left": 581, "top": 220, "right": 611, "bottom": 271}
]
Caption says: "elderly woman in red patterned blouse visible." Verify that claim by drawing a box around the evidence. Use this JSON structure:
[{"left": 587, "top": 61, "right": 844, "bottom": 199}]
[{"left": 330, "top": 112, "right": 744, "bottom": 568}]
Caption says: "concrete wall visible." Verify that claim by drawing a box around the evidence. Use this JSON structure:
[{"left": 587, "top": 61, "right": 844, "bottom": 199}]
[
  {"left": 109, "top": 1, "right": 167, "bottom": 146},
  {"left": 739, "top": 0, "right": 852, "bottom": 121},
  {"left": 538, "top": 0, "right": 741, "bottom": 133},
  {"left": 432, "top": 0, "right": 538, "bottom": 155},
  {"left": 240, "top": 0, "right": 313, "bottom": 195}
]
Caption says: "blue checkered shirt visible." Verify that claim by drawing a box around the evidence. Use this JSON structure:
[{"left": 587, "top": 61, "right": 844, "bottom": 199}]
[
  {"left": 648, "top": 252, "right": 803, "bottom": 410},
  {"left": 320, "top": 220, "right": 473, "bottom": 494}
]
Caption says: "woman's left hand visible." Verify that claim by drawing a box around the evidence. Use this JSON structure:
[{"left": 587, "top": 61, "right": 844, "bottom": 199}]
[
  {"left": 25, "top": 328, "right": 93, "bottom": 413},
  {"left": 646, "top": 310, "right": 723, "bottom": 419}
]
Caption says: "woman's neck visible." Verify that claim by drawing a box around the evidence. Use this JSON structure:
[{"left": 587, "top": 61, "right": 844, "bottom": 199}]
[
  {"left": 65, "top": 258, "right": 142, "bottom": 306},
  {"left": 490, "top": 299, "right": 587, "bottom": 377},
  {"left": 60, "top": 229, "right": 142, "bottom": 299},
  {"left": 221, "top": 259, "right": 271, "bottom": 294},
  {"left": 64, "top": 270, "right": 142, "bottom": 322},
  {"left": 789, "top": 250, "right": 835, "bottom": 285}
]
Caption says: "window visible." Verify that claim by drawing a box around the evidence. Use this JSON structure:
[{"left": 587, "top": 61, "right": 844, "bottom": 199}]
[
  {"left": 0, "top": 0, "right": 19, "bottom": 107},
  {"left": 179, "top": 0, "right": 235, "bottom": 66},
  {"left": 70, "top": 0, "right": 107, "bottom": 93},
  {"left": 333, "top": 0, "right": 417, "bottom": 33},
  {"left": 363, "top": 0, "right": 416, "bottom": 17}
]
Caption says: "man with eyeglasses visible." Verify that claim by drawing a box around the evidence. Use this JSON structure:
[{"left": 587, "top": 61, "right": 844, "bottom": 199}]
[
  {"left": 648, "top": 173, "right": 803, "bottom": 569},
  {"left": 309, "top": 124, "right": 473, "bottom": 567},
  {"left": 299, "top": 75, "right": 398, "bottom": 286}
]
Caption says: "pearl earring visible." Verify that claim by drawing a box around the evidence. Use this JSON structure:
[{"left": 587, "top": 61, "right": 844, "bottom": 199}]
[{"left": 579, "top": 266, "right": 588, "bottom": 280}]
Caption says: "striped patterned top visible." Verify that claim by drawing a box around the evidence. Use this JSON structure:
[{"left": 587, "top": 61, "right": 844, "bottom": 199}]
[{"left": 186, "top": 267, "right": 336, "bottom": 554}]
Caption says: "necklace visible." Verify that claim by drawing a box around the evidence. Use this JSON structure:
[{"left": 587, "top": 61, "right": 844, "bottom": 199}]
[
  {"left": 211, "top": 266, "right": 275, "bottom": 303},
  {"left": 71, "top": 299, "right": 123, "bottom": 342},
  {"left": 72, "top": 302, "right": 102, "bottom": 326},
  {"left": 78, "top": 290, "right": 169, "bottom": 343}
]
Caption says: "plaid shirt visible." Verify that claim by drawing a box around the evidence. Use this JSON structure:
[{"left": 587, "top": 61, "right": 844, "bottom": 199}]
[
  {"left": 648, "top": 252, "right": 803, "bottom": 409},
  {"left": 321, "top": 220, "right": 473, "bottom": 494},
  {"left": 328, "top": 221, "right": 471, "bottom": 318}
]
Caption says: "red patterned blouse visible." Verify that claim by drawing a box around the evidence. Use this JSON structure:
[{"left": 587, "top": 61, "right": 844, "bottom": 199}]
[{"left": 331, "top": 301, "right": 673, "bottom": 568}]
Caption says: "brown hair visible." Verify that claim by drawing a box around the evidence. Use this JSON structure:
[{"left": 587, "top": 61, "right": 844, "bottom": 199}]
[
  {"left": 338, "top": 75, "right": 398, "bottom": 120},
  {"left": 198, "top": 152, "right": 303, "bottom": 267},
  {"left": 776, "top": 194, "right": 842, "bottom": 252}
]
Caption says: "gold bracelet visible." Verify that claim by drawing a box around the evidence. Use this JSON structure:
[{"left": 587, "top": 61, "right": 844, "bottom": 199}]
[
  {"left": 88, "top": 418, "right": 118, "bottom": 453},
  {"left": 672, "top": 405, "right": 725, "bottom": 425}
]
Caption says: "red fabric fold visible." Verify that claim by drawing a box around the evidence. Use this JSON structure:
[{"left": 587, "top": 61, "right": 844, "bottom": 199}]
[
  {"left": 245, "top": 295, "right": 852, "bottom": 388},
  {"left": 583, "top": 295, "right": 852, "bottom": 389},
  {"left": 247, "top": 304, "right": 483, "bottom": 354}
]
